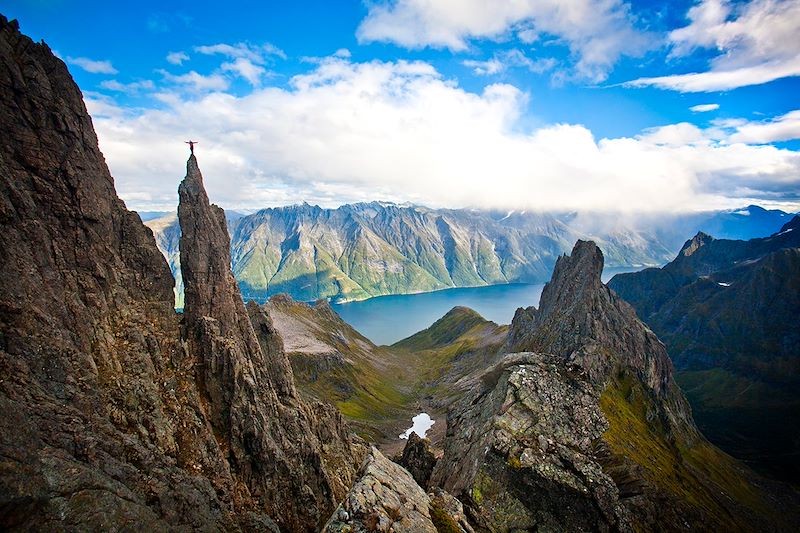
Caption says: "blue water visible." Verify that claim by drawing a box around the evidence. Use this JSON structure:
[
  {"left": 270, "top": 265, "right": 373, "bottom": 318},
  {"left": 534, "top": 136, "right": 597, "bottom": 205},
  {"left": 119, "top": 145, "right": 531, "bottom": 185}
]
[
  {"left": 332, "top": 283, "right": 544, "bottom": 346},
  {"left": 330, "top": 267, "right": 642, "bottom": 346}
]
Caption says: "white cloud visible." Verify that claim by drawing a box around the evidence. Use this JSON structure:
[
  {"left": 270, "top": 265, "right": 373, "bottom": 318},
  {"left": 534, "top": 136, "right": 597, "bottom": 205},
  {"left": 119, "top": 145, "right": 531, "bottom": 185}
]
[
  {"left": 166, "top": 51, "right": 189, "bottom": 65},
  {"left": 728, "top": 110, "right": 800, "bottom": 144},
  {"left": 356, "top": 0, "right": 651, "bottom": 82},
  {"left": 464, "top": 49, "right": 557, "bottom": 76},
  {"left": 195, "top": 42, "right": 286, "bottom": 62},
  {"left": 221, "top": 58, "right": 267, "bottom": 86},
  {"left": 89, "top": 58, "right": 800, "bottom": 213},
  {"left": 463, "top": 58, "right": 505, "bottom": 76},
  {"left": 628, "top": 0, "right": 800, "bottom": 91},
  {"left": 100, "top": 79, "right": 155, "bottom": 93},
  {"left": 157, "top": 69, "right": 229, "bottom": 91},
  {"left": 638, "top": 122, "right": 708, "bottom": 146},
  {"left": 690, "top": 103, "right": 719, "bottom": 112},
  {"left": 67, "top": 56, "right": 118, "bottom": 74}
]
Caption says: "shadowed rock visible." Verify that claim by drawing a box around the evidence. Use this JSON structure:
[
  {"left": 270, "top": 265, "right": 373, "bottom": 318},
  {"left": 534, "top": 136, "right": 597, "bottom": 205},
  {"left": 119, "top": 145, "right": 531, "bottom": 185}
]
[
  {"left": 397, "top": 432, "right": 437, "bottom": 489},
  {"left": 507, "top": 240, "right": 674, "bottom": 397},
  {"left": 431, "top": 240, "right": 799, "bottom": 532},
  {"left": 323, "top": 447, "right": 438, "bottom": 533}
]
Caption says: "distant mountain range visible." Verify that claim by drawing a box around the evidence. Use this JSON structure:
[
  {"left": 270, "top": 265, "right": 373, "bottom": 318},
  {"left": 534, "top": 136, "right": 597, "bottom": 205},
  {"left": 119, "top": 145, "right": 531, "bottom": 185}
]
[
  {"left": 609, "top": 216, "right": 800, "bottom": 482},
  {"left": 143, "top": 202, "right": 795, "bottom": 305}
]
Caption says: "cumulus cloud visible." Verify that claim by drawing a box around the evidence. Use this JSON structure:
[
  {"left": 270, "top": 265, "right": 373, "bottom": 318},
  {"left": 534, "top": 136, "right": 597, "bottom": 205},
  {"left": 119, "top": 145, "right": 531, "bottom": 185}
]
[
  {"left": 157, "top": 69, "right": 229, "bottom": 91},
  {"left": 67, "top": 56, "right": 118, "bottom": 74},
  {"left": 728, "top": 110, "right": 800, "bottom": 144},
  {"left": 88, "top": 58, "right": 800, "bottom": 213},
  {"left": 195, "top": 42, "right": 286, "bottom": 62},
  {"left": 628, "top": 0, "right": 800, "bottom": 91},
  {"left": 192, "top": 41, "right": 285, "bottom": 85},
  {"left": 356, "top": 0, "right": 652, "bottom": 82},
  {"left": 221, "top": 58, "right": 267, "bottom": 86},
  {"left": 690, "top": 103, "right": 719, "bottom": 112},
  {"left": 166, "top": 51, "right": 189, "bottom": 65}
]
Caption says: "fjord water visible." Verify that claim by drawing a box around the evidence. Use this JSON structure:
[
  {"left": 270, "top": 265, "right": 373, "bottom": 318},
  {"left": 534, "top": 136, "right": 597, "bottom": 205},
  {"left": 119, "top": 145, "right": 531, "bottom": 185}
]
[
  {"left": 332, "top": 283, "right": 543, "bottom": 345},
  {"left": 332, "top": 266, "right": 641, "bottom": 345}
]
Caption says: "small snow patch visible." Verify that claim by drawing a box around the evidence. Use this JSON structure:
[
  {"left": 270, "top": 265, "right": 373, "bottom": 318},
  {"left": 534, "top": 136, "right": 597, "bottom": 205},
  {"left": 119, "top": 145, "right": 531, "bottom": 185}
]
[
  {"left": 717, "top": 282, "right": 731, "bottom": 287},
  {"left": 732, "top": 209, "right": 750, "bottom": 216},
  {"left": 399, "top": 413, "right": 434, "bottom": 439}
]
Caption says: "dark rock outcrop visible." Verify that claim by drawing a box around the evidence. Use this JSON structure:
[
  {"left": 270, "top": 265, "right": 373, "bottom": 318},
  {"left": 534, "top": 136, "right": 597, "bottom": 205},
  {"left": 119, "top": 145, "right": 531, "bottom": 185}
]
[
  {"left": 431, "top": 353, "right": 634, "bottom": 532},
  {"left": 397, "top": 432, "right": 437, "bottom": 489},
  {"left": 0, "top": 16, "right": 363, "bottom": 531},
  {"left": 507, "top": 240, "right": 675, "bottom": 398},
  {"left": 176, "top": 152, "right": 366, "bottom": 532}
]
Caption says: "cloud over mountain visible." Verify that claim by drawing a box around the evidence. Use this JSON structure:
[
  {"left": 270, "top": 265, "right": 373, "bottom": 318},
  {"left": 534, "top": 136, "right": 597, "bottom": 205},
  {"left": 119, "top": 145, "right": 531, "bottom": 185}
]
[{"left": 87, "top": 56, "right": 800, "bottom": 213}]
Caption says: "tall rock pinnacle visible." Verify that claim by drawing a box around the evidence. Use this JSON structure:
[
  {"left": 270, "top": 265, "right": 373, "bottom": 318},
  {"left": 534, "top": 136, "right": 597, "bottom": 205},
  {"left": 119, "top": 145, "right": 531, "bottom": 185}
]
[{"left": 177, "top": 154, "right": 365, "bottom": 531}]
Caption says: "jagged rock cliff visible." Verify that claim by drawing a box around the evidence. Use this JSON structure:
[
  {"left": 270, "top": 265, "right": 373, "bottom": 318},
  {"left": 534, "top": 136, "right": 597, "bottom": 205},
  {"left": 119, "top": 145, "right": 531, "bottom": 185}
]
[
  {"left": 431, "top": 241, "right": 798, "bottom": 532},
  {"left": 507, "top": 240, "right": 675, "bottom": 397},
  {"left": 178, "top": 156, "right": 366, "bottom": 531},
  {"left": 0, "top": 16, "right": 363, "bottom": 531}
]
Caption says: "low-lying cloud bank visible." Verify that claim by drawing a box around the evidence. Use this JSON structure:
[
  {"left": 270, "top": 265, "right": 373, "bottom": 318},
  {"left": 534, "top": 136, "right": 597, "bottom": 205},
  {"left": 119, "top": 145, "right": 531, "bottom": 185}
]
[{"left": 87, "top": 57, "right": 800, "bottom": 213}]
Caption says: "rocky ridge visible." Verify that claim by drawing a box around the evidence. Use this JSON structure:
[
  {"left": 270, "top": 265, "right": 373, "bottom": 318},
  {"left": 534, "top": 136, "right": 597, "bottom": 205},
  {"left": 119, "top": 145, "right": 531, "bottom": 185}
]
[
  {"left": 178, "top": 155, "right": 366, "bottom": 531},
  {"left": 1, "top": 13, "right": 798, "bottom": 533},
  {"left": 431, "top": 241, "right": 797, "bottom": 532}
]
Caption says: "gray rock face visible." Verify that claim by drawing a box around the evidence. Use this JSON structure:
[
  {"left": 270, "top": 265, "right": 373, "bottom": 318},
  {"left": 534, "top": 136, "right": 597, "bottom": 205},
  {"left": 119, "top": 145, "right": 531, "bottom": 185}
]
[
  {"left": 0, "top": 16, "right": 223, "bottom": 530},
  {"left": 0, "top": 16, "right": 363, "bottom": 532},
  {"left": 508, "top": 240, "right": 674, "bottom": 397},
  {"left": 430, "top": 240, "right": 798, "bottom": 532},
  {"left": 431, "top": 353, "right": 633, "bottom": 532},
  {"left": 323, "top": 447, "right": 438, "bottom": 533},
  {"left": 397, "top": 432, "right": 437, "bottom": 489}
]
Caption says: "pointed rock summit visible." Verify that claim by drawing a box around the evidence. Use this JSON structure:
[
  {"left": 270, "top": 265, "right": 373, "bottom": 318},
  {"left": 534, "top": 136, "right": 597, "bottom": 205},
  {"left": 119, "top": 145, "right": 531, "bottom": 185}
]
[
  {"left": 680, "top": 231, "right": 714, "bottom": 257},
  {"left": 508, "top": 240, "right": 673, "bottom": 395}
]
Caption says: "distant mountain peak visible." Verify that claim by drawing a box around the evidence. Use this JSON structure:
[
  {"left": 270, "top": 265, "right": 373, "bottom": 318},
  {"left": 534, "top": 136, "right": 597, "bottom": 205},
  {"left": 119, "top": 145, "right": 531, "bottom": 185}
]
[{"left": 680, "top": 231, "right": 714, "bottom": 257}]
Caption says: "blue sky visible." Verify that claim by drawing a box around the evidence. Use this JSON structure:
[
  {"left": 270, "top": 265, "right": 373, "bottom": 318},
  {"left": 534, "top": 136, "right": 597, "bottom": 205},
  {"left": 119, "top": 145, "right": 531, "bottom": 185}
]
[{"left": 3, "top": 0, "right": 800, "bottom": 213}]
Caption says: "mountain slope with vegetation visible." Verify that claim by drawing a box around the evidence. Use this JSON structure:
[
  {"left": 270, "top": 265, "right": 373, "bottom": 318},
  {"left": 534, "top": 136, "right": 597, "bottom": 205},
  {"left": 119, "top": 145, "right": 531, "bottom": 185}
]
[{"left": 146, "top": 203, "right": 794, "bottom": 306}]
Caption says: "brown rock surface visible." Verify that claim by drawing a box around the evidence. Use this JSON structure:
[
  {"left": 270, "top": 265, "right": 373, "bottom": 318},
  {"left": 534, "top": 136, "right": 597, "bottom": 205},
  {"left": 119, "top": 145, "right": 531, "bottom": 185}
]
[
  {"left": 431, "top": 241, "right": 799, "bottom": 532},
  {"left": 178, "top": 154, "right": 366, "bottom": 531},
  {"left": 507, "top": 240, "right": 674, "bottom": 397}
]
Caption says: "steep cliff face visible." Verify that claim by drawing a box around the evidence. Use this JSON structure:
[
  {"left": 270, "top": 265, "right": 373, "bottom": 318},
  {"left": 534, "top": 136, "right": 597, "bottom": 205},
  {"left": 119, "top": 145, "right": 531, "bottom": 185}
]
[
  {"left": 507, "top": 240, "right": 675, "bottom": 398},
  {"left": 0, "top": 16, "right": 362, "bottom": 531}
]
